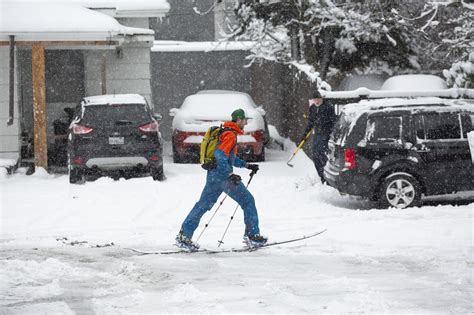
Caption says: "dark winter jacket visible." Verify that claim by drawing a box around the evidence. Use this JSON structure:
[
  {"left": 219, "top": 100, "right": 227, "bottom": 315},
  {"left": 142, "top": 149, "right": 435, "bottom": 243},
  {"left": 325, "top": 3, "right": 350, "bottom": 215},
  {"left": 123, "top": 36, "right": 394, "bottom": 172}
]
[{"left": 302, "top": 99, "right": 337, "bottom": 138}]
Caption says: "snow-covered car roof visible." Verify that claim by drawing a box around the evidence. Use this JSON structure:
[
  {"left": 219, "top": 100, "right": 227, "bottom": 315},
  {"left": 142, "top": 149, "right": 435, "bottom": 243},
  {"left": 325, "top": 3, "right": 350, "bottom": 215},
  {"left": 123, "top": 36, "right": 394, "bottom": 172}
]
[
  {"left": 82, "top": 94, "right": 147, "bottom": 106},
  {"left": 343, "top": 97, "right": 474, "bottom": 116},
  {"left": 337, "top": 74, "right": 386, "bottom": 91},
  {"left": 380, "top": 74, "right": 447, "bottom": 91},
  {"left": 196, "top": 90, "right": 257, "bottom": 106},
  {"left": 171, "top": 93, "right": 265, "bottom": 132}
]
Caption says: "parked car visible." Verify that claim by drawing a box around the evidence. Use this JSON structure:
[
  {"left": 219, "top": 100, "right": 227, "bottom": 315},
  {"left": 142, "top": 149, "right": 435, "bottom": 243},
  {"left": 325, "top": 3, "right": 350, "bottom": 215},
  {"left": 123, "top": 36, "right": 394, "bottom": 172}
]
[
  {"left": 336, "top": 74, "right": 386, "bottom": 91},
  {"left": 68, "top": 94, "right": 164, "bottom": 184},
  {"left": 380, "top": 74, "right": 447, "bottom": 91},
  {"left": 324, "top": 97, "right": 474, "bottom": 208},
  {"left": 170, "top": 90, "right": 269, "bottom": 163}
]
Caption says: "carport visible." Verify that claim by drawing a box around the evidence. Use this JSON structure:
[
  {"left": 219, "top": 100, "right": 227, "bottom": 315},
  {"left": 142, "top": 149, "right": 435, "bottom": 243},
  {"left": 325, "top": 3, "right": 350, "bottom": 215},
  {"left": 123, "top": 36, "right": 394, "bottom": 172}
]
[{"left": 0, "top": 0, "right": 168, "bottom": 170}]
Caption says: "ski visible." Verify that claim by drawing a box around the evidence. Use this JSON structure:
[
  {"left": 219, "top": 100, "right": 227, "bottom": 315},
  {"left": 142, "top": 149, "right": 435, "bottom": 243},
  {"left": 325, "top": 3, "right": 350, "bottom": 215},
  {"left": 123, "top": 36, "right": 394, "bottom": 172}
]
[
  {"left": 125, "top": 247, "right": 208, "bottom": 255},
  {"left": 210, "top": 229, "right": 327, "bottom": 254},
  {"left": 125, "top": 229, "right": 327, "bottom": 255}
]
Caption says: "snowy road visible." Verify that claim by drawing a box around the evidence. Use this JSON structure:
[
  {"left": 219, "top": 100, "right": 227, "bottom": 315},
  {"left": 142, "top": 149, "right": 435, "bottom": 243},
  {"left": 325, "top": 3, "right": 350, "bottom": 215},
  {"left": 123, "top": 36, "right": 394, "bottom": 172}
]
[{"left": 1, "top": 144, "right": 473, "bottom": 313}]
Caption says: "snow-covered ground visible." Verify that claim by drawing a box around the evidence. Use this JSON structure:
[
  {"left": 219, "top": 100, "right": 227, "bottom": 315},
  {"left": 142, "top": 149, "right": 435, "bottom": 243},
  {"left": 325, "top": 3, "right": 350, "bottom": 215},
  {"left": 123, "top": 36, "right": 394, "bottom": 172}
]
[{"left": 1, "top": 142, "right": 473, "bottom": 314}]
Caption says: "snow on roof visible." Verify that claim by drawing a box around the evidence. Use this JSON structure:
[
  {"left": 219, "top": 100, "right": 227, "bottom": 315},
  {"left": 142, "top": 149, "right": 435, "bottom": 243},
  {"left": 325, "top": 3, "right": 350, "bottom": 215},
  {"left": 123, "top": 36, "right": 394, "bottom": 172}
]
[
  {"left": 82, "top": 94, "right": 147, "bottom": 106},
  {"left": 380, "top": 74, "right": 447, "bottom": 91},
  {"left": 151, "top": 41, "right": 256, "bottom": 52},
  {"left": 0, "top": 1, "right": 155, "bottom": 41},
  {"left": 4, "top": 0, "right": 170, "bottom": 18}
]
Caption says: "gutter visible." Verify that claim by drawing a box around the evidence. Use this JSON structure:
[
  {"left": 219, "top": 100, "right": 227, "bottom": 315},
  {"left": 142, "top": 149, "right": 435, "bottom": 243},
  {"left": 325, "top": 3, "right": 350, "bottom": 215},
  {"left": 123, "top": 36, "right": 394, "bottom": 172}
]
[{"left": 7, "top": 35, "right": 14, "bottom": 126}]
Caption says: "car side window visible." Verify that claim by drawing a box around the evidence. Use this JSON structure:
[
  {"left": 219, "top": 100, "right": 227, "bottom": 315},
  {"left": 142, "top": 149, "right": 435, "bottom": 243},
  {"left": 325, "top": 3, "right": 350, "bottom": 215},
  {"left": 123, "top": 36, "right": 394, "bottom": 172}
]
[
  {"left": 414, "top": 115, "right": 425, "bottom": 141},
  {"left": 421, "top": 113, "right": 461, "bottom": 140},
  {"left": 461, "top": 114, "right": 474, "bottom": 138},
  {"left": 366, "top": 116, "right": 402, "bottom": 143}
]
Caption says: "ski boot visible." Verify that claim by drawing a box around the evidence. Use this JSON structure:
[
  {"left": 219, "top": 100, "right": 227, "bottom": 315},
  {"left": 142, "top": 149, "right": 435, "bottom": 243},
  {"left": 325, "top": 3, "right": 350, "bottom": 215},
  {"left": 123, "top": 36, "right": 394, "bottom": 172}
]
[
  {"left": 175, "top": 232, "right": 200, "bottom": 251},
  {"left": 243, "top": 234, "right": 268, "bottom": 248}
]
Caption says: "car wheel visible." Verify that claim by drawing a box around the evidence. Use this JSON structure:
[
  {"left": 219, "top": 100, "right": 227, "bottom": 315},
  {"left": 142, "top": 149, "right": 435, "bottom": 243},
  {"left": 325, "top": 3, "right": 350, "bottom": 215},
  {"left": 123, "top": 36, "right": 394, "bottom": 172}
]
[
  {"left": 69, "top": 168, "right": 84, "bottom": 184},
  {"left": 379, "top": 173, "right": 421, "bottom": 209},
  {"left": 151, "top": 165, "right": 165, "bottom": 181},
  {"left": 172, "top": 144, "right": 183, "bottom": 163}
]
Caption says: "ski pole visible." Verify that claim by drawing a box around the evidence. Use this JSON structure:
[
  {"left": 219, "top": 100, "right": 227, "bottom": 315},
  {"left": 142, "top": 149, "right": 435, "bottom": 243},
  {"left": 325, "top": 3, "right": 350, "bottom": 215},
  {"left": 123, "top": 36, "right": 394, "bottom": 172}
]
[
  {"left": 217, "top": 170, "right": 256, "bottom": 247},
  {"left": 194, "top": 192, "right": 230, "bottom": 244},
  {"left": 195, "top": 170, "right": 256, "bottom": 244},
  {"left": 287, "top": 129, "right": 313, "bottom": 167}
]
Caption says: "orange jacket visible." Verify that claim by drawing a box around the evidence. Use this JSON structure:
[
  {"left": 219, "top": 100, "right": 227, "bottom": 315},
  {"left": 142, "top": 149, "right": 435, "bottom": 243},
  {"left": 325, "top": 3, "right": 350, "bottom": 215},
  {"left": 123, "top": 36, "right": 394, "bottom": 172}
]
[{"left": 218, "top": 121, "right": 244, "bottom": 156}]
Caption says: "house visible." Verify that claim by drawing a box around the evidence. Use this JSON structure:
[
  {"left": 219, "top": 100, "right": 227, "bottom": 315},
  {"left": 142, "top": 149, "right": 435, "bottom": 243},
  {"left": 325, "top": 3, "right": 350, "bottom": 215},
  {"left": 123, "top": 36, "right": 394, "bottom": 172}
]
[{"left": 0, "top": 0, "right": 169, "bottom": 170}]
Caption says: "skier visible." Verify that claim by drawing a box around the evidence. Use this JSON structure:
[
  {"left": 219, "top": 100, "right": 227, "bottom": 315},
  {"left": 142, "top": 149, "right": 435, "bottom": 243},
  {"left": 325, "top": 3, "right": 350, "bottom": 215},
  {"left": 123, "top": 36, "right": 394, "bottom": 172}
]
[
  {"left": 176, "top": 108, "right": 267, "bottom": 250},
  {"left": 300, "top": 90, "right": 337, "bottom": 184}
]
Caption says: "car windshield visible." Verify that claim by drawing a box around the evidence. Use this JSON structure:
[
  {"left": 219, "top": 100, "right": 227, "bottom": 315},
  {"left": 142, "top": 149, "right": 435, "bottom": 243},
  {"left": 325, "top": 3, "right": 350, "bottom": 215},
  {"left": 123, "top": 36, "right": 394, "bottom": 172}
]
[{"left": 81, "top": 104, "right": 150, "bottom": 127}]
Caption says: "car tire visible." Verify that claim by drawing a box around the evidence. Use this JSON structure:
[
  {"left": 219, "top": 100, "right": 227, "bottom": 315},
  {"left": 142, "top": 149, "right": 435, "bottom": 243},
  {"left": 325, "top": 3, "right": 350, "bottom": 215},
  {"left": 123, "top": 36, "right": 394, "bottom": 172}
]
[
  {"left": 151, "top": 165, "right": 165, "bottom": 181},
  {"left": 378, "top": 173, "right": 421, "bottom": 209},
  {"left": 69, "top": 168, "right": 84, "bottom": 184},
  {"left": 172, "top": 144, "right": 184, "bottom": 163}
]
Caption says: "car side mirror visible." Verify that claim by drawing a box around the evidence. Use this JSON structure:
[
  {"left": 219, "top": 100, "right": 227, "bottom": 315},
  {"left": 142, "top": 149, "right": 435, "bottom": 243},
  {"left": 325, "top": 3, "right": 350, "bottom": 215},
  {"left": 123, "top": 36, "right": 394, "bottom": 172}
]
[
  {"left": 153, "top": 113, "right": 163, "bottom": 121},
  {"left": 169, "top": 108, "right": 179, "bottom": 117}
]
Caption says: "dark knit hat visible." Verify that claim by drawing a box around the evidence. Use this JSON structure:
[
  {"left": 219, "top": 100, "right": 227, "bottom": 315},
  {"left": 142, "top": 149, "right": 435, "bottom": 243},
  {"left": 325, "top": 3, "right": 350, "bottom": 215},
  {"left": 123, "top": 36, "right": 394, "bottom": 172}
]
[
  {"left": 231, "top": 108, "right": 248, "bottom": 121},
  {"left": 311, "top": 90, "right": 322, "bottom": 99}
]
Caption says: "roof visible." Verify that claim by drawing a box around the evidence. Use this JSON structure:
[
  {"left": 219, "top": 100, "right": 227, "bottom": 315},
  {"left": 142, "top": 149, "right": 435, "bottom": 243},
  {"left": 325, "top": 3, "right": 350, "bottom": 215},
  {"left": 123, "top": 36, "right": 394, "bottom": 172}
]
[
  {"left": 3, "top": 0, "right": 170, "bottom": 18},
  {"left": 0, "top": 1, "right": 156, "bottom": 42},
  {"left": 82, "top": 94, "right": 147, "bottom": 106}
]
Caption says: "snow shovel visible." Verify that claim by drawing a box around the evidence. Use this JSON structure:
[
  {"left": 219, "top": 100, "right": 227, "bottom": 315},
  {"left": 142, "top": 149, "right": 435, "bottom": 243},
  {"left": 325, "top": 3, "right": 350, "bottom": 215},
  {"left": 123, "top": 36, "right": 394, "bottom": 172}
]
[{"left": 287, "top": 129, "right": 313, "bottom": 167}]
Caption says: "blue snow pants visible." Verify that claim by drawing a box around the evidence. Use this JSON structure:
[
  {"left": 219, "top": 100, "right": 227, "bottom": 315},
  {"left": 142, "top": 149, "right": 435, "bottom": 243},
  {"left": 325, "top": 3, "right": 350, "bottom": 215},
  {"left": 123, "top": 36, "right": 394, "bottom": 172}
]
[
  {"left": 312, "top": 133, "right": 329, "bottom": 183},
  {"left": 180, "top": 174, "right": 260, "bottom": 239}
]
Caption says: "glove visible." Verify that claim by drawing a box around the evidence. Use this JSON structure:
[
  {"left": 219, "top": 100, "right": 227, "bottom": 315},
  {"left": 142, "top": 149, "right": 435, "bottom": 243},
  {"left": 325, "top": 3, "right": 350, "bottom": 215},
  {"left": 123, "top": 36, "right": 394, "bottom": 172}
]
[
  {"left": 246, "top": 163, "right": 259, "bottom": 173},
  {"left": 229, "top": 173, "right": 242, "bottom": 185}
]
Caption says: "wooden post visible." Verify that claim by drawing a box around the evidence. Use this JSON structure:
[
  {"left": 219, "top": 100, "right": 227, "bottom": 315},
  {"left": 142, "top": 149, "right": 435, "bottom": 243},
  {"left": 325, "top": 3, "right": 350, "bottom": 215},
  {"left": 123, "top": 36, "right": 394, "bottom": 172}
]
[{"left": 32, "top": 43, "right": 48, "bottom": 169}]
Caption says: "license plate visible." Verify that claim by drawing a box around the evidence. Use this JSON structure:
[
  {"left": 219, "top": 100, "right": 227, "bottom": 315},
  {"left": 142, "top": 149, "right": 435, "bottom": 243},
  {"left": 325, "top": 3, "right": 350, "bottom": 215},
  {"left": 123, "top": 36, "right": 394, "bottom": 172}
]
[{"left": 109, "top": 136, "right": 124, "bottom": 145}]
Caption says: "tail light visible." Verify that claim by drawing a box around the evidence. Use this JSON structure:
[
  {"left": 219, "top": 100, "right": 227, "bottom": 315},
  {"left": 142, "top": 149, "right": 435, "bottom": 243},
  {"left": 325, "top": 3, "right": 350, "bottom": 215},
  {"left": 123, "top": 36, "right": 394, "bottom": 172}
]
[
  {"left": 139, "top": 121, "right": 159, "bottom": 132},
  {"left": 72, "top": 124, "right": 94, "bottom": 135},
  {"left": 250, "top": 130, "right": 264, "bottom": 142},
  {"left": 72, "top": 157, "right": 86, "bottom": 165},
  {"left": 344, "top": 148, "right": 357, "bottom": 170}
]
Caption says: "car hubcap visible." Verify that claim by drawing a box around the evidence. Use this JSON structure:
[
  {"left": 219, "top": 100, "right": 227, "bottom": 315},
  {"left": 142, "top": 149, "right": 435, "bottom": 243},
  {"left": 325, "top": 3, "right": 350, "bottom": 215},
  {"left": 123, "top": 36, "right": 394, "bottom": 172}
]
[{"left": 386, "top": 179, "right": 415, "bottom": 208}]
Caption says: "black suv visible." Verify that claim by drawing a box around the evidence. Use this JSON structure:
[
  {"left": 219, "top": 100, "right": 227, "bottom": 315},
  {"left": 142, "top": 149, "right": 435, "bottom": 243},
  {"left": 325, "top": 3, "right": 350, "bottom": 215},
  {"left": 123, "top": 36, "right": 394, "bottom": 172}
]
[
  {"left": 68, "top": 94, "right": 164, "bottom": 184},
  {"left": 324, "top": 98, "right": 474, "bottom": 208}
]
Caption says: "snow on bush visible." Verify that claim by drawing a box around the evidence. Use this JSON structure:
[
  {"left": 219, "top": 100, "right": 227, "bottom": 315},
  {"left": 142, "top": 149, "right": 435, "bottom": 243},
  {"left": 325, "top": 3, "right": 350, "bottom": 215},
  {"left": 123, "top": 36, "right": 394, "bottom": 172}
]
[{"left": 443, "top": 52, "right": 474, "bottom": 88}]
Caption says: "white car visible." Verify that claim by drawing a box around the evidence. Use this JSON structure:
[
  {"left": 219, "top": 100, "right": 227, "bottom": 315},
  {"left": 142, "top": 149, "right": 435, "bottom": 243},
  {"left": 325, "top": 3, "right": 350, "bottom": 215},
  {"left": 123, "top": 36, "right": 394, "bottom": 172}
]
[
  {"left": 170, "top": 90, "right": 269, "bottom": 163},
  {"left": 381, "top": 74, "right": 447, "bottom": 91}
]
